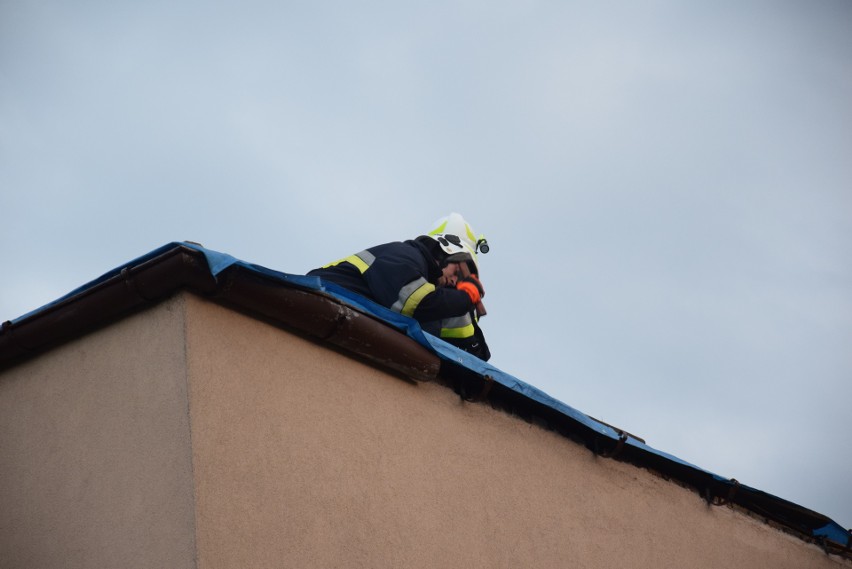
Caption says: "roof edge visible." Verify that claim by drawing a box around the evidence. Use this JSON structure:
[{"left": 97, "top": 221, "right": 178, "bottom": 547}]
[{"left": 0, "top": 243, "right": 439, "bottom": 381}]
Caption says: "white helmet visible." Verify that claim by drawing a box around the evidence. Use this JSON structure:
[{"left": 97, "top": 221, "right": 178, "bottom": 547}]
[
  {"left": 428, "top": 212, "right": 489, "bottom": 254},
  {"left": 427, "top": 213, "right": 489, "bottom": 275},
  {"left": 426, "top": 233, "right": 479, "bottom": 276}
]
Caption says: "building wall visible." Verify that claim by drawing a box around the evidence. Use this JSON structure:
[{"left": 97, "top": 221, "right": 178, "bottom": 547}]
[
  {"left": 0, "top": 296, "right": 197, "bottom": 569},
  {"left": 183, "top": 295, "right": 845, "bottom": 569}
]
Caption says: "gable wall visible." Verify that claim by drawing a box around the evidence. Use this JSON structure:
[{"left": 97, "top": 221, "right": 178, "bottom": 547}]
[{"left": 183, "top": 295, "right": 844, "bottom": 569}]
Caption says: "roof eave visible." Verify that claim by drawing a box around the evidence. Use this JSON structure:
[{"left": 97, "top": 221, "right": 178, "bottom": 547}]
[{"left": 0, "top": 244, "right": 440, "bottom": 381}]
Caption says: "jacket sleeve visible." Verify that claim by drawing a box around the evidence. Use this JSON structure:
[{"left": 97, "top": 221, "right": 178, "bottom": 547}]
[
  {"left": 424, "top": 310, "right": 491, "bottom": 361},
  {"left": 411, "top": 287, "right": 472, "bottom": 322},
  {"left": 361, "top": 254, "right": 428, "bottom": 314}
]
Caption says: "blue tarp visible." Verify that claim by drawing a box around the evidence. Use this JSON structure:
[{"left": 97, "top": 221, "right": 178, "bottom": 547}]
[{"left": 15, "top": 241, "right": 851, "bottom": 550}]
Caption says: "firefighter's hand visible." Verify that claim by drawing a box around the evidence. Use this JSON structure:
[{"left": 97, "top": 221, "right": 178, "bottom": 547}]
[{"left": 456, "top": 275, "right": 484, "bottom": 305}]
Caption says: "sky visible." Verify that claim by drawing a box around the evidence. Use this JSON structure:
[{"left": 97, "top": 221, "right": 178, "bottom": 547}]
[{"left": 2, "top": 0, "right": 851, "bottom": 529}]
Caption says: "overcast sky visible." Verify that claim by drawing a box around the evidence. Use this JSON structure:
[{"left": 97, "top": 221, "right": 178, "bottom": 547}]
[{"left": 2, "top": 0, "right": 851, "bottom": 529}]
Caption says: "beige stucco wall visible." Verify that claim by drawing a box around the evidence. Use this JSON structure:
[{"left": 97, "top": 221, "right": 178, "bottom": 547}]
[
  {"left": 1, "top": 293, "right": 846, "bottom": 568},
  {"left": 182, "top": 294, "right": 846, "bottom": 569},
  {"left": 0, "top": 296, "right": 197, "bottom": 569}
]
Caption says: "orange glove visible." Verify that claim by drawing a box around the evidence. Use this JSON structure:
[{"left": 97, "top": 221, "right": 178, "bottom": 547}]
[{"left": 456, "top": 275, "right": 484, "bottom": 305}]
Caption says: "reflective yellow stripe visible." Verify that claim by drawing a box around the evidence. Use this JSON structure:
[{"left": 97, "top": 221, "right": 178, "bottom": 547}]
[
  {"left": 399, "top": 281, "right": 435, "bottom": 317},
  {"left": 321, "top": 251, "right": 374, "bottom": 273},
  {"left": 441, "top": 323, "right": 475, "bottom": 339},
  {"left": 440, "top": 313, "right": 474, "bottom": 339},
  {"left": 343, "top": 254, "right": 370, "bottom": 273},
  {"left": 428, "top": 221, "right": 447, "bottom": 235},
  {"left": 465, "top": 224, "right": 476, "bottom": 244}
]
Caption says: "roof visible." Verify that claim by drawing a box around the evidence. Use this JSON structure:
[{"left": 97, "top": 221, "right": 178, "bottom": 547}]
[{"left": 1, "top": 241, "right": 850, "bottom": 558}]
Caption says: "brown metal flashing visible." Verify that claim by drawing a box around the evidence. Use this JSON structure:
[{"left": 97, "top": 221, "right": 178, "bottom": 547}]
[
  {"left": 210, "top": 267, "right": 440, "bottom": 381},
  {"left": 0, "top": 245, "right": 439, "bottom": 381},
  {"left": 0, "top": 246, "right": 214, "bottom": 365}
]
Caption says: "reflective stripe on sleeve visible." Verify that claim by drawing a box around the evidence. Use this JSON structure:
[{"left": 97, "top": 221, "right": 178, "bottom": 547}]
[
  {"left": 391, "top": 278, "right": 436, "bottom": 317},
  {"left": 440, "top": 314, "right": 475, "bottom": 339},
  {"left": 322, "top": 250, "right": 376, "bottom": 273}
]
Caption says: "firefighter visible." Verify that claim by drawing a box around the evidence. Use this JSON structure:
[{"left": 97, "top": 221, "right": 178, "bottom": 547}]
[{"left": 307, "top": 226, "right": 490, "bottom": 360}]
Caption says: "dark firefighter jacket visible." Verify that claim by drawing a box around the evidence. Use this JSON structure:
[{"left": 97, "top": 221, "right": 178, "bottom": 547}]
[{"left": 307, "top": 237, "right": 491, "bottom": 361}]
